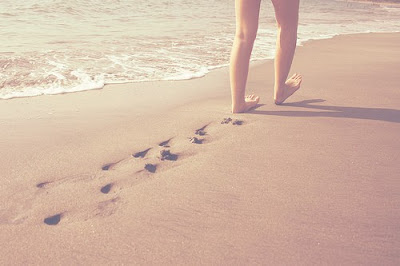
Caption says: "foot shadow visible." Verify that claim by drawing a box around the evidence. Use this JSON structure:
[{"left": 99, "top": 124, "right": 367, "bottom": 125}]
[
  {"left": 251, "top": 99, "right": 400, "bottom": 124},
  {"left": 251, "top": 103, "right": 264, "bottom": 112}
]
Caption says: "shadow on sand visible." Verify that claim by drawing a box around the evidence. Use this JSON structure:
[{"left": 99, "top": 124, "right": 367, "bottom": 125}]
[{"left": 251, "top": 99, "right": 400, "bottom": 124}]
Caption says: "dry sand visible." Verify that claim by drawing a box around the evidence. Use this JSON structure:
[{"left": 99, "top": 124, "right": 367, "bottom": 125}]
[{"left": 0, "top": 33, "right": 399, "bottom": 265}]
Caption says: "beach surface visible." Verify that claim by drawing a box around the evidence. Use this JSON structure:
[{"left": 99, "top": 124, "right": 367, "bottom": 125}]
[{"left": 0, "top": 33, "right": 399, "bottom": 265}]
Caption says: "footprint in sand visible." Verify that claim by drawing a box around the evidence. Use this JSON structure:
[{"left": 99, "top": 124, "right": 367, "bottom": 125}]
[
  {"left": 189, "top": 136, "right": 204, "bottom": 144},
  {"left": 160, "top": 149, "right": 178, "bottom": 161},
  {"left": 101, "top": 162, "right": 121, "bottom": 171},
  {"left": 133, "top": 148, "right": 152, "bottom": 158},
  {"left": 93, "top": 197, "right": 120, "bottom": 218},
  {"left": 144, "top": 163, "right": 157, "bottom": 173},
  {"left": 44, "top": 213, "right": 63, "bottom": 226},
  {"left": 101, "top": 159, "right": 124, "bottom": 171},
  {"left": 36, "top": 181, "right": 51, "bottom": 188},
  {"left": 195, "top": 124, "right": 208, "bottom": 136},
  {"left": 232, "top": 119, "right": 243, "bottom": 125},
  {"left": 159, "top": 138, "right": 173, "bottom": 148},
  {"left": 221, "top": 117, "right": 232, "bottom": 124},
  {"left": 36, "top": 173, "right": 94, "bottom": 189},
  {"left": 100, "top": 183, "right": 113, "bottom": 194},
  {"left": 221, "top": 117, "right": 243, "bottom": 125}
]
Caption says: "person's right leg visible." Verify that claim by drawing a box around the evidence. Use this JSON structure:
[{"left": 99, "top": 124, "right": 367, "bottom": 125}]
[
  {"left": 230, "top": 0, "right": 261, "bottom": 113},
  {"left": 271, "top": 0, "right": 302, "bottom": 105}
]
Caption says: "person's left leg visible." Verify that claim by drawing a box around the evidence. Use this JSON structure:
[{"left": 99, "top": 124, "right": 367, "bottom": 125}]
[
  {"left": 271, "top": 0, "right": 302, "bottom": 105},
  {"left": 230, "top": 0, "right": 261, "bottom": 113}
]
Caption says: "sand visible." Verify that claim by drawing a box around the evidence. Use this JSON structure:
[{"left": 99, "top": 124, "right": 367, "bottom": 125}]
[{"left": 0, "top": 32, "right": 399, "bottom": 265}]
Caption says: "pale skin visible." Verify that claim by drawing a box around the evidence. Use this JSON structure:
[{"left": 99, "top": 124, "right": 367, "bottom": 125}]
[{"left": 230, "top": 0, "right": 302, "bottom": 113}]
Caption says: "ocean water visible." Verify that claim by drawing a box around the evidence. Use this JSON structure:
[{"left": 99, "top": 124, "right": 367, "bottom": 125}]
[{"left": 1, "top": 0, "right": 399, "bottom": 99}]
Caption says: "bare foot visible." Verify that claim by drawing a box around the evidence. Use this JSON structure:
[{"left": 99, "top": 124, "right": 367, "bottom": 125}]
[
  {"left": 232, "top": 94, "right": 260, "bottom": 113},
  {"left": 274, "top": 73, "right": 302, "bottom": 105}
]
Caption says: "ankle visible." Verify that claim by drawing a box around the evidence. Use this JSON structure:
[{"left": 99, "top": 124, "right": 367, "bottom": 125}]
[
  {"left": 232, "top": 99, "right": 245, "bottom": 110},
  {"left": 232, "top": 104, "right": 244, "bottom": 113}
]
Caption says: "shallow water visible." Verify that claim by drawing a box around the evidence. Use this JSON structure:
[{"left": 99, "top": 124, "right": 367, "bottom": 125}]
[{"left": 1, "top": 0, "right": 399, "bottom": 99}]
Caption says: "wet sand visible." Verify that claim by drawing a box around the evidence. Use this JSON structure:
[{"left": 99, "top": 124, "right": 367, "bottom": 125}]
[{"left": 0, "top": 33, "right": 399, "bottom": 264}]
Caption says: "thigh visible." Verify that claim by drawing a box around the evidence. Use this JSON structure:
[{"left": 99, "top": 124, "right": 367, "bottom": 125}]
[
  {"left": 235, "top": 0, "right": 262, "bottom": 38},
  {"left": 271, "top": 0, "right": 300, "bottom": 27}
]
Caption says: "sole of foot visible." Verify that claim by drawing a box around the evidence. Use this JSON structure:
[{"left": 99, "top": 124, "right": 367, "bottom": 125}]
[{"left": 274, "top": 73, "right": 302, "bottom": 105}]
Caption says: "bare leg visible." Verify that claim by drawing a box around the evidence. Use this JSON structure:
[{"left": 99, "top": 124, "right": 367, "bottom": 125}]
[
  {"left": 230, "top": 0, "right": 261, "bottom": 113},
  {"left": 272, "top": 0, "right": 302, "bottom": 105}
]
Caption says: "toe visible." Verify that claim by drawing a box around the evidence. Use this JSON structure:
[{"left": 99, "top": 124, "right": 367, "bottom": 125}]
[{"left": 246, "top": 94, "right": 255, "bottom": 100}]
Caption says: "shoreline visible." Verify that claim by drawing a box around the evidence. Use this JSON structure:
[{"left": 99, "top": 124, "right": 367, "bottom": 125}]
[
  {"left": 1, "top": 32, "right": 399, "bottom": 264},
  {"left": 343, "top": 0, "right": 400, "bottom": 6},
  {"left": 2, "top": 30, "right": 400, "bottom": 101}
]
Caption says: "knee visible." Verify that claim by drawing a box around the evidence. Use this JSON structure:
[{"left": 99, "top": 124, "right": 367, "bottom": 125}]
[
  {"left": 276, "top": 23, "right": 298, "bottom": 45},
  {"left": 276, "top": 20, "right": 298, "bottom": 33},
  {"left": 235, "top": 29, "right": 257, "bottom": 45}
]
